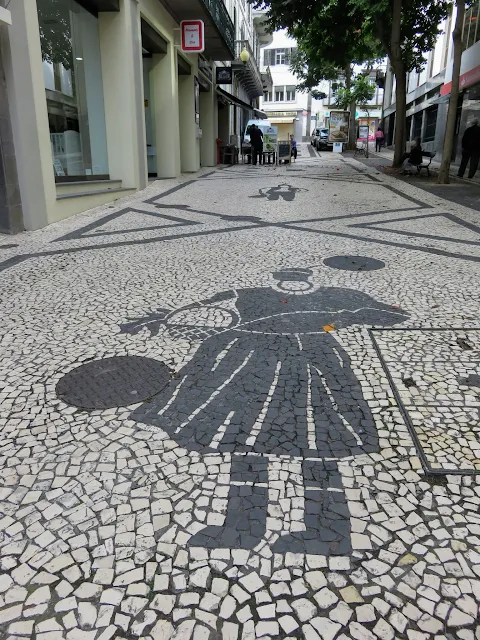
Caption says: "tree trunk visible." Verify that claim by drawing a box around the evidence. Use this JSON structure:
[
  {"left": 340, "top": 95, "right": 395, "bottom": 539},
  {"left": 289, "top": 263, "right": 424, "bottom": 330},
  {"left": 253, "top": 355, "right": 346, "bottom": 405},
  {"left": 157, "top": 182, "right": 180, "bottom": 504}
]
[
  {"left": 392, "top": 64, "right": 407, "bottom": 167},
  {"left": 437, "top": 0, "right": 465, "bottom": 183},
  {"left": 345, "top": 65, "right": 356, "bottom": 150},
  {"left": 389, "top": 0, "right": 407, "bottom": 167}
]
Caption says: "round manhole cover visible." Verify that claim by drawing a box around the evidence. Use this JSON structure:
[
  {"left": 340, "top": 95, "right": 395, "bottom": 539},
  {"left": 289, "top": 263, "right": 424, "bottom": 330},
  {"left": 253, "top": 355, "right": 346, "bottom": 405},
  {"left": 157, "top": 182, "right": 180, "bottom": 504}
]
[
  {"left": 323, "top": 255, "right": 386, "bottom": 271},
  {"left": 56, "top": 356, "right": 171, "bottom": 409}
]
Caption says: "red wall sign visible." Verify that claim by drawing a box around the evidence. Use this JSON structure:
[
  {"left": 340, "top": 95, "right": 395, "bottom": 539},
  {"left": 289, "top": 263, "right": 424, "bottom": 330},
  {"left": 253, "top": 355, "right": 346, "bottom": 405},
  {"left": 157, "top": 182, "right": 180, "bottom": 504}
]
[
  {"left": 441, "top": 64, "right": 480, "bottom": 96},
  {"left": 181, "top": 20, "right": 205, "bottom": 53}
]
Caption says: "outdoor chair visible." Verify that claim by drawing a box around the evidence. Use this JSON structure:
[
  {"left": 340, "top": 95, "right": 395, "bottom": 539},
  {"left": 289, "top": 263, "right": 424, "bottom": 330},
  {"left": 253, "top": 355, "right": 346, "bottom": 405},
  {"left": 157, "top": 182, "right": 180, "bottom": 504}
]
[{"left": 354, "top": 141, "right": 367, "bottom": 156}]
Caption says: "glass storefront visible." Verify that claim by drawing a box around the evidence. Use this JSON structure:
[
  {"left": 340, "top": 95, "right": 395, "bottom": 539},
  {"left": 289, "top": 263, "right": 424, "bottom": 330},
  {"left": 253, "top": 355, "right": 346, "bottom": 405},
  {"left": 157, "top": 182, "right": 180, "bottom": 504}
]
[{"left": 37, "top": 0, "right": 109, "bottom": 181}]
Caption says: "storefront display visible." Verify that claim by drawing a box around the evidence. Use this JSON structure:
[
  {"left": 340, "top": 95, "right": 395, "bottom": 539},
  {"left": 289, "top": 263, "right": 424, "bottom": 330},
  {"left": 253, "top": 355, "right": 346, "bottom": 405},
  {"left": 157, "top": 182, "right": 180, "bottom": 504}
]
[{"left": 37, "top": 0, "right": 109, "bottom": 180}]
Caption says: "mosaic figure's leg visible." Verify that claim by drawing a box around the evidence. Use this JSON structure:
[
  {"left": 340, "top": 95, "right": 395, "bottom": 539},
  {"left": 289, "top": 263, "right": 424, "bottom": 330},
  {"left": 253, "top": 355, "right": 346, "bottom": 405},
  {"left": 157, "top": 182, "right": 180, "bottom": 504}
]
[
  {"left": 188, "top": 455, "right": 268, "bottom": 549},
  {"left": 272, "top": 460, "right": 352, "bottom": 556}
]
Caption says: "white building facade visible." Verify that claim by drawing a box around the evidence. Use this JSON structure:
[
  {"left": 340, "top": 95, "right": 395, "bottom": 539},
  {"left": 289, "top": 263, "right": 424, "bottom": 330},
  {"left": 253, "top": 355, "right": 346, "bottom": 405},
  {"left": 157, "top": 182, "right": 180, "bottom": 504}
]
[
  {"left": 259, "top": 30, "right": 324, "bottom": 141},
  {"left": 382, "top": 1, "right": 480, "bottom": 162},
  {"left": 0, "top": 0, "right": 268, "bottom": 233}
]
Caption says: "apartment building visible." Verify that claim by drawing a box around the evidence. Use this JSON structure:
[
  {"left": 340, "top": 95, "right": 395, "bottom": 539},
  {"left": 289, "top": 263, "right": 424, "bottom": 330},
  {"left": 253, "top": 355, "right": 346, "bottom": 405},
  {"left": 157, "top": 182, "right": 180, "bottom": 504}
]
[
  {"left": 382, "top": 1, "right": 480, "bottom": 161},
  {"left": 0, "top": 0, "right": 268, "bottom": 233},
  {"left": 259, "top": 30, "right": 324, "bottom": 141}
]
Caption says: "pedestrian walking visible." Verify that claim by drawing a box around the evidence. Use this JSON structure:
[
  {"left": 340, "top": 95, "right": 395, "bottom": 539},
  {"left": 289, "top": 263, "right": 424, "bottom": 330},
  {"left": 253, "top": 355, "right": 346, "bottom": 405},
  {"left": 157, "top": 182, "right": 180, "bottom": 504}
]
[
  {"left": 401, "top": 137, "right": 423, "bottom": 175},
  {"left": 249, "top": 124, "right": 264, "bottom": 166},
  {"left": 457, "top": 118, "right": 480, "bottom": 179},
  {"left": 375, "top": 127, "right": 384, "bottom": 152},
  {"left": 290, "top": 134, "right": 297, "bottom": 161}
]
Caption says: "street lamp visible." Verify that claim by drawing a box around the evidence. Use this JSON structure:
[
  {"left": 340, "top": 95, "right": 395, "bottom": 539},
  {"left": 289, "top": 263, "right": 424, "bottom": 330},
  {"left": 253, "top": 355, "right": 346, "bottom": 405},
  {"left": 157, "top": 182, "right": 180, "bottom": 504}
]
[{"left": 240, "top": 47, "right": 250, "bottom": 65}]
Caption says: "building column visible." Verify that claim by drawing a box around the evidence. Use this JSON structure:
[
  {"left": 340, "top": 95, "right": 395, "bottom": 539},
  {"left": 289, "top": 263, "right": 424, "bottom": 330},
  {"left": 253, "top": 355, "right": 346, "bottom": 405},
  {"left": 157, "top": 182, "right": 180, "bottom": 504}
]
[
  {"left": 199, "top": 87, "right": 217, "bottom": 167},
  {"left": 3, "top": 0, "right": 54, "bottom": 230},
  {"left": 0, "top": 34, "right": 22, "bottom": 233},
  {"left": 150, "top": 47, "right": 180, "bottom": 178},
  {"left": 98, "top": 0, "right": 147, "bottom": 190},
  {"left": 178, "top": 70, "right": 200, "bottom": 173}
]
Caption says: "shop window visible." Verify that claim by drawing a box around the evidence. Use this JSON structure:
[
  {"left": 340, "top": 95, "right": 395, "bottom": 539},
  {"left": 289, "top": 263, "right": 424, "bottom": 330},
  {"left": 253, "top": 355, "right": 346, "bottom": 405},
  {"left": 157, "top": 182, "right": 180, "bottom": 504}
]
[
  {"left": 406, "top": 115, "right": 413, "bottom": 141},
  {"left": 412, "top": 112, "right": 423, "bottom": 139},
  {"left": 274, "top": 86, "right": 285, "bottom": 101},
  {"left": 285, "top": 86, "right": 296, "bottom": 101},
  {"left": 37, "top": 0, "right": 109, "bottom": 181},
  {"left": 424, "top": 106, "right": 438, "bottom": 142}
]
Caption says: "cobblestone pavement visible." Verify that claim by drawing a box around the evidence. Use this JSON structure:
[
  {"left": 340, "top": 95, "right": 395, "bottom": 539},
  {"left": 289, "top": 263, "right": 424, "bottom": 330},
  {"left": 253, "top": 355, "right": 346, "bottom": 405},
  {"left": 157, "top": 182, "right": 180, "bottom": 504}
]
[{"left": 0, "top": 147, "right": 480, "bottom": 640}]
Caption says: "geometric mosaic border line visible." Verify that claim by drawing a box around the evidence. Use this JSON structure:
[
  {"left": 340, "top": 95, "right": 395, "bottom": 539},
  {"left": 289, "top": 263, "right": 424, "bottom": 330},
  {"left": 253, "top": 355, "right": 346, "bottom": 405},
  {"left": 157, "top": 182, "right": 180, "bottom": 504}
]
[{"left": 369, "top": 326, "right": 480, "bottom": 476}]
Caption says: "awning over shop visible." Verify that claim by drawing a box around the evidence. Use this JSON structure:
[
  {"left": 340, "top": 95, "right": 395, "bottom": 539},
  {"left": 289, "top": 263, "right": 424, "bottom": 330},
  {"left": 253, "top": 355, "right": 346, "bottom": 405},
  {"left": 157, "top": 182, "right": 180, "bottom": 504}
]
[
  {"left": 269, "top": 117, "right": 295, "bottom": 124},
  {"left": 254, "top": 109, "right": 268, "bottom": 119},
  {"left": 216, "top": 88, "right": 254, "bottom": 111}
]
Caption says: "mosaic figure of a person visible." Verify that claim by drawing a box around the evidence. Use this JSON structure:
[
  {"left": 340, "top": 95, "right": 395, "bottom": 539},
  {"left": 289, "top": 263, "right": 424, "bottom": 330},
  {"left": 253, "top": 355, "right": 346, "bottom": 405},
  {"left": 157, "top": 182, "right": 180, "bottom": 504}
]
[{"left": 121, "top": 268, "right": 409, "bottom": 555}]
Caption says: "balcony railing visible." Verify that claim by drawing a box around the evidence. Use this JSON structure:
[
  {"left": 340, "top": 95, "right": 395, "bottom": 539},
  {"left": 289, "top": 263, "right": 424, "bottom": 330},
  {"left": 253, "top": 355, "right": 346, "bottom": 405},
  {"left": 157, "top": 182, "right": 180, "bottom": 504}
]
[
  {"left": 232, "top": 40, "right": 264, "bottom": 98},
  {"left": 201, "top": 0, "right": 235, "bottom": 58}
]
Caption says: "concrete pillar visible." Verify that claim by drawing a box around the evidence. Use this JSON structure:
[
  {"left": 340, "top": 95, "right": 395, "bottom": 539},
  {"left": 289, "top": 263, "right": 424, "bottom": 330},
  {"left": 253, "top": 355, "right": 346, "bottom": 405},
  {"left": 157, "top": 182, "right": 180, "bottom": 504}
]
[
  {"left": 151, "top": 47, "right": 180, "bottom": 178},
  {"left": 0, "top": 31, "right": 23, "bottom": 233},
  {"left": 199, "top": 87, "right": 217, "bottom": 167},
  {"left": 3, "top": 0, "right": 53, "bottom": 230},
  {"left": 99, "top": 0, "right": 147, "bottom": 190},
  {"left": 178, "top": 70, "right": 200, "bottom": 173}
]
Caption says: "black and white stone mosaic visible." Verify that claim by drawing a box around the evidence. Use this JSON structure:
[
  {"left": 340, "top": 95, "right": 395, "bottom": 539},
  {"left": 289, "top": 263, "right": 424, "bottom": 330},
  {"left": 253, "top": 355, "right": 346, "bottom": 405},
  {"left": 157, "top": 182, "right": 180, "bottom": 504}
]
[
  {"left": 373, "top": 329, "right": 480, "bottom": 474},
  {"left": 0, "top": 147, "right": 479, "bottom": 640}
]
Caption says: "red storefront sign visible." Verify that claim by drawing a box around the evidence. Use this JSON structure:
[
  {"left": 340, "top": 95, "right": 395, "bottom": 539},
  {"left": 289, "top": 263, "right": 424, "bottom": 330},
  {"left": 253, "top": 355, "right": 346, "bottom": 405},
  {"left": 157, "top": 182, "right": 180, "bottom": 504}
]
[
  {"left": 441, "top": 64, "right": 480, "bottom": 96},
  {"left": 180, "top": 20, "right": 205, "bottom": 53}
]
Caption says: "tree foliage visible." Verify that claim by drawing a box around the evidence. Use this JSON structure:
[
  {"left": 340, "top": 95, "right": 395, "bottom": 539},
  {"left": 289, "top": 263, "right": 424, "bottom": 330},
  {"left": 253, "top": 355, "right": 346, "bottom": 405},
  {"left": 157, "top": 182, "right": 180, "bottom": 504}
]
[
  {"left": 266, "top": 0, "right": 383, "bottom": 92},
  {"left": 252, "top": 0, "right": 449, "bottom": 75},
  {"left": 333, "top": 74, "right": 376, "bottom": 111},
  {"left": 252, "top": 0, "right": 451, "bottom": 163}
]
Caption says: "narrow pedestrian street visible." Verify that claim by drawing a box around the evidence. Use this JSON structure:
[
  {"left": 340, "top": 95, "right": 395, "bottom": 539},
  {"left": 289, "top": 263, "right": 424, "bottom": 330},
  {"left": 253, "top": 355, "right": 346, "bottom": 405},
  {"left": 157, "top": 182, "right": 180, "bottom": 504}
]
[{"left": 0, "top": 146, "right": 479, "bottom": 639}]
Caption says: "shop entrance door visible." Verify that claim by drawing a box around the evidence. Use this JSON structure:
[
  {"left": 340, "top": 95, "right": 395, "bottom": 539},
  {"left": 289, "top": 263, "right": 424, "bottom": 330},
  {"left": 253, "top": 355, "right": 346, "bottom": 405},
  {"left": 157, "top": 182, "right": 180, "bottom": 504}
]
[{"left": 143, "top": 57, "right": 157, "bottom": 178}]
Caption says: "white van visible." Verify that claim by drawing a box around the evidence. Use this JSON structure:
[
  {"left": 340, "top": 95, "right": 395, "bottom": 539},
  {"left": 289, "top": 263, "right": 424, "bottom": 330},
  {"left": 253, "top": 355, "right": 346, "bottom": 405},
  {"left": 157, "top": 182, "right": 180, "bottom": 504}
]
[{"left": 243, "top": 119, "right": 272, "bottom": 146}]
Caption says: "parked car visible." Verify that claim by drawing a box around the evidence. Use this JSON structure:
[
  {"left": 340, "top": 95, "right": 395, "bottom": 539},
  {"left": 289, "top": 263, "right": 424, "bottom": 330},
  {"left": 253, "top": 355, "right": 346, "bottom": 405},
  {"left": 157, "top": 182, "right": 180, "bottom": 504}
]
[{"left": 316, "top": 128, "right": 332, "bottom": 151}]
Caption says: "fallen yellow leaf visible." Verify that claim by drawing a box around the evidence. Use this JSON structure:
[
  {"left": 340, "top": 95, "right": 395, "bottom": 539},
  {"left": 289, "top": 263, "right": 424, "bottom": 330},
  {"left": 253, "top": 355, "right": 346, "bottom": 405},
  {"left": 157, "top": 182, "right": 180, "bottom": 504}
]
[{"left": 323, "top": 323, "right": 335, "bottom": 332}]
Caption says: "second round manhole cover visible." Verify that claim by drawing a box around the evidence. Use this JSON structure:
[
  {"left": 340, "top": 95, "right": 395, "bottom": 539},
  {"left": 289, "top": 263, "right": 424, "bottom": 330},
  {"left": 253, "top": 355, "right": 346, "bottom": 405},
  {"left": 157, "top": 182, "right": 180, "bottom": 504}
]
[{"left": 324, "top": 255, "right": 386, "bottom": 271}]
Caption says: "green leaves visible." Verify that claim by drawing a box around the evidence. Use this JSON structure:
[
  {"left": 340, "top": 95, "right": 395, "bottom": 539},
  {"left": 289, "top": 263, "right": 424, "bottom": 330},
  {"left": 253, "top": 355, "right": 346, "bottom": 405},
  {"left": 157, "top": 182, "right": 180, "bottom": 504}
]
[
  {"left": 251, "top": 0, "right": 451, "bottom": 75},
  {"left": 333, "top": 74, "right": 376, "bottom": 110}
]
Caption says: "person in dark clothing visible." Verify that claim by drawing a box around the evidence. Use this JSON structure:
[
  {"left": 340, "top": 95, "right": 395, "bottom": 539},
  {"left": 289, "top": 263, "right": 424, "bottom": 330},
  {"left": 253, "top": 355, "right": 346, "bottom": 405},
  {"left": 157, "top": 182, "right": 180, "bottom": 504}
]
[
  {"left": 401, "top": 137, "right": 423, "bottom": 175},
  {"left": 249, "top": 125, "right": 264, "bottom": 166},
  {"left": 457, "top": 118, "right": 480, "bottom": 179}
]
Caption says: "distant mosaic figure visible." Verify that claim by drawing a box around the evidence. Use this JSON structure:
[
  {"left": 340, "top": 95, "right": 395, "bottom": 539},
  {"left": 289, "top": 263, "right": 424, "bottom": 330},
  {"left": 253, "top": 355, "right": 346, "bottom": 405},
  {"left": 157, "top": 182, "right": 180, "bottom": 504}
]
[
  {"left": 249, "top": 183, "right": 307, "bottom": 201},
  {"left": 121, "top": 268, "right": 409, "bottom": 555}
]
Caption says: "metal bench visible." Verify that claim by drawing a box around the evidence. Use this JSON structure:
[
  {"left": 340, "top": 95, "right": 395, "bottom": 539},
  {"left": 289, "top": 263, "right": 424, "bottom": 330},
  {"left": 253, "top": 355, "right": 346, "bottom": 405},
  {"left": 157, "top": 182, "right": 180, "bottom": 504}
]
[{"left": 416, "top": 151, "right": 436, "bottom": 176}]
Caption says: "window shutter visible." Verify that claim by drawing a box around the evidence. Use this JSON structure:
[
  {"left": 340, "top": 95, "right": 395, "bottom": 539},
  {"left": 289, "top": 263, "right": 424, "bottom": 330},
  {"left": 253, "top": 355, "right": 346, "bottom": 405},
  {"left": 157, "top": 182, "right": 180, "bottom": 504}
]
[{"left": 267, "top": 49, "right": 274, "bottom": 66}]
